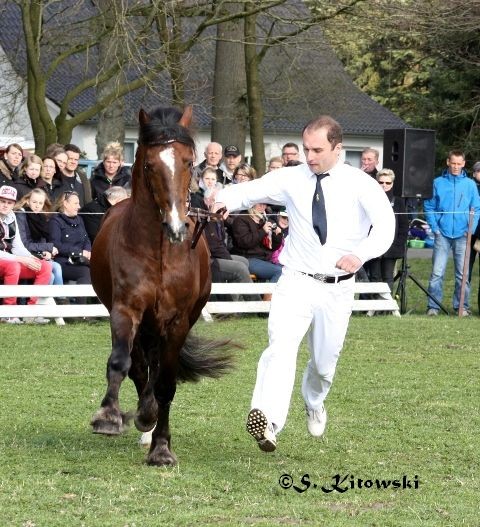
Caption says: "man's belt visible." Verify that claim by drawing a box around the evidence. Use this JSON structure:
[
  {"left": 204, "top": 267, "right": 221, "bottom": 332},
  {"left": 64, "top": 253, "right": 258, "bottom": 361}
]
[{"left": 298, "top": 271, "right": 354, "bottom": 283}]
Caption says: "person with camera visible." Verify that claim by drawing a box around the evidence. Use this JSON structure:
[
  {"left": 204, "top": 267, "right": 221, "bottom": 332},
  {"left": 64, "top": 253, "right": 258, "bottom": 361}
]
[
  {"left": 14, "top": 188, "right": 63, "bottom": 286},
  {"left": 0, "top": 185, "right": 52, "bottom": 324},
  {"left": 49, "top": 191, "right": 91, "bottom": 286},
  {"left": 230, "top": 202, "right": 283, "bottom": 283}
]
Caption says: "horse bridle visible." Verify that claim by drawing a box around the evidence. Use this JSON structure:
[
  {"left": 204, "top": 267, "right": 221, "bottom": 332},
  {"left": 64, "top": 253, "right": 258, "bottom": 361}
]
[{"left": 139, "top": 137, "right": 225, "bottom": 250}]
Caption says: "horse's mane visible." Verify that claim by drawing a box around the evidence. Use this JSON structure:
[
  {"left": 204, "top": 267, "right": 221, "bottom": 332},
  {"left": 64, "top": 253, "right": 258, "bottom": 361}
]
[{"left": 138, "top": 107, "right": 195, "bottom": 152}]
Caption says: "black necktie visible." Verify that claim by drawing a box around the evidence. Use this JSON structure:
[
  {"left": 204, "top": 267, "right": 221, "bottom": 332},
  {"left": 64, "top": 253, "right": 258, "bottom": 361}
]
[{"left": 312, "top": 172, "right": 329, "bottom": 245}]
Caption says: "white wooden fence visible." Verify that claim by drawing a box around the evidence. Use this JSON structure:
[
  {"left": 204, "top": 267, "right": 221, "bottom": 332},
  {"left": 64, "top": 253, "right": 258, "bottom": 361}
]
[{"left": 0, "top": 282, "right": 400, "bottom": 324}]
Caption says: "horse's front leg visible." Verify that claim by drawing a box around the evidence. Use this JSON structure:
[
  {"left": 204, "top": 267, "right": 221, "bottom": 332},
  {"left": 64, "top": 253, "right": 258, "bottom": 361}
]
[
  {"left": 91, "top": 306, "right": 140, "bottom": 435},
  {"left": 146, "top": 329, "right": 187, "bottom": 466}
]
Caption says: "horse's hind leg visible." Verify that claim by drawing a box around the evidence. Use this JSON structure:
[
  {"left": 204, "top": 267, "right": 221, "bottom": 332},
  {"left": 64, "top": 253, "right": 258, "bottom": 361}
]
[{"left": 91, "top": 307, "right": 140, "bottom": 435}]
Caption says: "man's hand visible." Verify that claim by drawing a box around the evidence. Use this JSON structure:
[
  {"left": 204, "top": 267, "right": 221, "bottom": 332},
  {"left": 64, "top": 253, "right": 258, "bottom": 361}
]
[
  {"left": 211, "top": 201, "right": 229, "bottom": 219},
  {"left": 335, "top": 254, "right": 362, "bottom": 274}
]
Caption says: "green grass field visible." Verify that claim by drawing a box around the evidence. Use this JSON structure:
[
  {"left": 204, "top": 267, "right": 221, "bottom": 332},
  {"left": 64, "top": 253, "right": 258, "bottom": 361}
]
[{"left": 1, "top": 257, "right": 479, "bottom": 526}]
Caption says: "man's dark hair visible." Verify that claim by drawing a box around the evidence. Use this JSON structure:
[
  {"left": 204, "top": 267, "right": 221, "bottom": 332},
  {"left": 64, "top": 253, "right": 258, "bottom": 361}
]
[
  {"left": 448, "top": 149, "right": 465, "bottom": 160},
  {"left": 302, "top": 116, "right": 343, "bottom": 148},
  {"left": 64, "top": 144, "right": 81, "bottom": 155},
  {"left": 281, "top": 142, "right": 299, "bottom": 153}
]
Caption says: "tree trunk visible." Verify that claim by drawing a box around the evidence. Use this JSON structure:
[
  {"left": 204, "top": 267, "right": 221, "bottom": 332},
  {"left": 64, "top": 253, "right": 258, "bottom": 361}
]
[
  {"left": 94, "top": 0, "right": 125, "bottom": 158},
  {"left": 212, "top": 3, "right": 248, "bottom": 152},
  {"left": 244, "top": 9, "right": 266, "bottom": 175}
]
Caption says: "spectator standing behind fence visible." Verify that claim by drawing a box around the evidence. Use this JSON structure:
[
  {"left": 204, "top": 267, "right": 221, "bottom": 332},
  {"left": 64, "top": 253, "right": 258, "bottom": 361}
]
[
  {"left": 281, "top": 143, "right": 300, "bottom": 166},
  {"left": 46, "top": 145, "right": 87, "bottom": 206},
  {"left": 14, "top": 188, "right": 63, "bottom": 286},
  {"left": 360, "top": 147, "right": 380, "bottom": 179},
  {"left": 192, "top": 142, "right": 225, "bottom": 189},
  {"left": 80, "top": 186, "right": 129, "bottom": 244},
  {"left": 0, "top": 144, "right": 23, "bottom": 185},
  {"left": 468, "top": 161, "right": 480, "bottom": 313},
  {"left": 368, "top": 169, "right": 409, "bottom": 292},
  {"left": 64, "top": 144, "right": 92, "bottom": 204},
  {"left": 49, "top": 191, "right": 91, "bottom": 286},
  {"left": 0, "top": 185, "right": 52, "bottom": 324},
  {"left": 220, "top": 145, "right": 242, "bottom": 184},
  {"left": 230, "top": 203, "right": 283, "bottom": 283},
  {"left": 90, "top": 142, "right": 132, "bottom": 200},
  {"left": 40, "top": 156, "right": 64, "bottom": 203},
  {"left": 14, "top": 155, "right": 46, "bottom": 200},
  {"left": 424, "top": 150, "right": 480, "bottom": 316},
  {"left": 233, "top": 163, "right": 257, "bottom": 184}
]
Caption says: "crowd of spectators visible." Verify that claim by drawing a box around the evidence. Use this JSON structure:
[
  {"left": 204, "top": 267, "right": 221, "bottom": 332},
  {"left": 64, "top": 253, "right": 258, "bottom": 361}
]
[{"left": 1, "top": 138, "right": 480, "bottom": 322}]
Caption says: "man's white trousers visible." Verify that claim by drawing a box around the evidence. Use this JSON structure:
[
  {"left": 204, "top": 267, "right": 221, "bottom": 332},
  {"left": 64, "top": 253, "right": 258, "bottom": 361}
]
[{"left": 251, "top": 268, "right": 355, "bottom": 432}]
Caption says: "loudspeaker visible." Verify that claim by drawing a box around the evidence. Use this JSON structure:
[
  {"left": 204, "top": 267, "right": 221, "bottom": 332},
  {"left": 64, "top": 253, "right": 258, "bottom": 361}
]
[{"left": 383, "top": 128, "right": 435, "bottom": 198}]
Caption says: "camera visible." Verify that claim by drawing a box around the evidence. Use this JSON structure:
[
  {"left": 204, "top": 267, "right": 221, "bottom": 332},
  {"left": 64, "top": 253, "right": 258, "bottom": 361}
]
[
  {"left": 68, "top": 253, "right": 89, "bottom": 265},
  {"left": 32, "top": 251, "right": 45, "bottom": 259},
  {"left": 271, "top": 222, "right": 277, "bottom": 230}
]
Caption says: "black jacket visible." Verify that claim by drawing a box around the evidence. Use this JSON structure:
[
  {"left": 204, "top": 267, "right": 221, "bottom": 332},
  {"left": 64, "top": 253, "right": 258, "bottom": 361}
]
[
  {"left": 90, "top": 163, "right": 131, "bottom": 199},
  {"left": 58, "top": 173, "right": 87, "bottom": 206},
  {"left": 15, "top": 208, "right": 55, "bottom": 255},
  {"left": 48, "top": 213, "right": 91, "bottom": 264}
]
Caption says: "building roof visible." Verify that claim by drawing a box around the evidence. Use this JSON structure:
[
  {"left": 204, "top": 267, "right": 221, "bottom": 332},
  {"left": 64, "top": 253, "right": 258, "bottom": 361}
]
[{"left": 0, "top": 2, "right": 407, "bottom": 136}]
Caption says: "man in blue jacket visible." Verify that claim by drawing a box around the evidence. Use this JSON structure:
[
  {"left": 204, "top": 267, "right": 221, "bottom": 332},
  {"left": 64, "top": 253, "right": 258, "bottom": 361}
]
[{"left": 424, "top": 150, "right": 480, "bottom": 315}]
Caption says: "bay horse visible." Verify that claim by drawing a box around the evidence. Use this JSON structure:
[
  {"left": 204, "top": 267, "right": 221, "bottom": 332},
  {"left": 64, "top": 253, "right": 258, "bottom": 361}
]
[{"left": 90, "top": 106, "right": 233, "bottom": 466}]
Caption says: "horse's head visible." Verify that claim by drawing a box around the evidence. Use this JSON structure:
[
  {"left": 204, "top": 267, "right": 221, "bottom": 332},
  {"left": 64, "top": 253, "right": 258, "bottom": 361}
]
[{"left": 136, "top": 106, "right": 195, "bottom": 243}]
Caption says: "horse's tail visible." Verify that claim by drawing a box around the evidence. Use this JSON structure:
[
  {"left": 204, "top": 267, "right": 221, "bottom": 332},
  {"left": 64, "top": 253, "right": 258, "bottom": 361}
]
[{"left": 177, "top": 333, "right": 237, "bottom": 383}]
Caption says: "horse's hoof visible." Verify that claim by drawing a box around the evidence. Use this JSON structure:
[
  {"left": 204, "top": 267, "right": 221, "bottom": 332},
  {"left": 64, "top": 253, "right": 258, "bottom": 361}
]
[
  {"left": 91, "top": 420, "right": 124, "bottom": 435},
  {"left": 91, "top": 408, "right": 131, "bottom": 435},
  {"left": 146, "top": 451, "right": 177, "bottom": 467}
]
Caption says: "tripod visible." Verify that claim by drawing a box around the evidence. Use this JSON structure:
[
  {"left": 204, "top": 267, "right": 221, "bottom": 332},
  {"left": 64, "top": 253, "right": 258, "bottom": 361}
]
[{"left": 393, "top": 240, "right": 448, "bottom": 314}]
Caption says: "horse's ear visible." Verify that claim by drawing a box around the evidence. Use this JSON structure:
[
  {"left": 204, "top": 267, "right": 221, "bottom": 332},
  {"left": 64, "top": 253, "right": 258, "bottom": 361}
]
[
  {"left": 139, "top": 109, "right": 150, "bottom": 126},
  {"left": 179, "top": 106, "right": 193, "bottom": 128}
]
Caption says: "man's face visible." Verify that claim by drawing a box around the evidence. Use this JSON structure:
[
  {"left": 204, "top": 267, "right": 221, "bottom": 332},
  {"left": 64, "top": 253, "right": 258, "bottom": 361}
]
[
  {"left": 360, "top": 153, "right": 378, "bottom": 173},
  {"left": 205, "top": 144, "right": 222, "bottom": 167},
  {"left": 303, "top": 127, "right": 341, "bottom": 174},
  {"left": 282, "top": 147, "right": 299, "bottom": 166},
  {"left": 0, "top": 197, "right": 15, "bottom": 216},
  {"left": 446, "top": 155, "right": 465, "bottom": 176},
  {"left": 225, "top": 154, "right": 241, "bottom": 172},
  {"left": 66, "top": 151, "right": 80, "bottom": 172},
  {"left": 104, "top": 155, "right": 121, "bottom": 177}
]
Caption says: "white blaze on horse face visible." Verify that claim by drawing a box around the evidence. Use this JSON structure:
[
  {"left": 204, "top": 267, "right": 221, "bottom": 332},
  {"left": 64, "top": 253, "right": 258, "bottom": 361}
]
[
  {"left": 170, "top": 202, "right": 184, "bottom": 234},
  {"left": 159, "top": 147, "right": 175, "bottom": 180}
]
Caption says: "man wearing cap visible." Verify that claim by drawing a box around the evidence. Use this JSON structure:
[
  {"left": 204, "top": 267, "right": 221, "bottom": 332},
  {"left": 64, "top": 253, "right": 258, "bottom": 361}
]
[
  {"left": 0, "top": 185, "right": 52, "bottom": 324},
  {"left": 213, "top": 115, "right": 395, "bottom": 453},
  {"left": 221, "top": 145, "right": 242, "bottom": 184}
]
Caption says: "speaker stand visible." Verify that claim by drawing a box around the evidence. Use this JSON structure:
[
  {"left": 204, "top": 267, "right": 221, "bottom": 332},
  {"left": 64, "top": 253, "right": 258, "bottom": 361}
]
[{"left": 393, "top": 247, "right": 448, "bottom": 315}]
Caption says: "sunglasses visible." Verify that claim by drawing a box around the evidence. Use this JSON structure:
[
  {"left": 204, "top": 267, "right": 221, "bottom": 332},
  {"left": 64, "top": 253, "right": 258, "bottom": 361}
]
[{"left": 378, "top": 180, "right": 393, "bottom": 186}]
